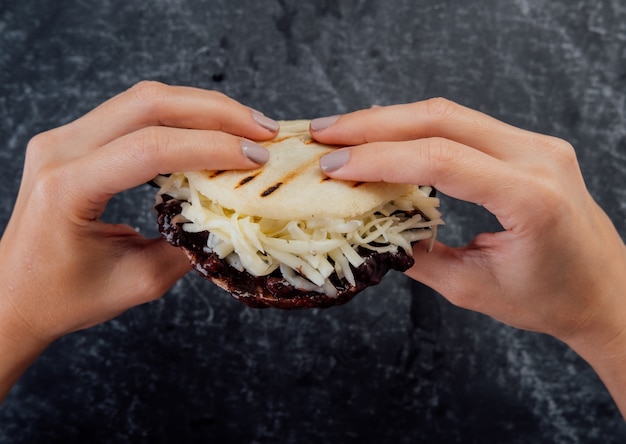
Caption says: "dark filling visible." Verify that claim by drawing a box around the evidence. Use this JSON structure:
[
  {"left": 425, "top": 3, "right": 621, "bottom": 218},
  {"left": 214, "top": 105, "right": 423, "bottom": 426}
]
[{"left": 155, "top": 198, "right": 415, "bottom": 309}]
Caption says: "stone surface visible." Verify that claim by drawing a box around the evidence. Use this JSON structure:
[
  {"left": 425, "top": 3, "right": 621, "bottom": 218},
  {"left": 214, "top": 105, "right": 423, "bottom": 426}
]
[{"left": 1, "top": 0, "right": 625, "bottom": 442}]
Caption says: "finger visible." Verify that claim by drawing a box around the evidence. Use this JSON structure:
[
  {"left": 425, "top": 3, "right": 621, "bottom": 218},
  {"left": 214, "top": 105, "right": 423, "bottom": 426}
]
[
  {"left": 55, "top": 81, "right": 279, "bottom": 151},
  {"left": 320, "top": 138, "right": 521, "bottom": 226},
  {"left": 61, "top": 127, "right": 268, "bottom": 220},
  {"left": 311, "top": 98, "right": 537, "bottom": 160}
]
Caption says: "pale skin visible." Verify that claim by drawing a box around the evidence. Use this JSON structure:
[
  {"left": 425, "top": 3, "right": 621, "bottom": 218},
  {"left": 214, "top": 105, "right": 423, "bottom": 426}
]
[
  {"left": 311, "top": 98, "right": 626, "bottom": 418},
  {"left": 0, "top": 81, "right": 279, "bottom": 402},
  {"left": 0, "top": 86, "right": 624, "bottom": 420}
]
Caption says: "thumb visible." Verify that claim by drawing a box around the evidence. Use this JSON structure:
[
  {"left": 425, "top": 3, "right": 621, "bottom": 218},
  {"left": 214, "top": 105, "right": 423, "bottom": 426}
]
[
  {"left": 407, "top": 238, "right": 498, "bottom": 314},
  {"left": 110, "top": 237, "right": 191, "bottom": 310}
]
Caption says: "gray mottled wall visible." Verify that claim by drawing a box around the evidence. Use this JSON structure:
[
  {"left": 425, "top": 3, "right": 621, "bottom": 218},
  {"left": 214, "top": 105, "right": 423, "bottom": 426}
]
[{"left": 1, "top": 1, "right": 625, "bottom": 443}]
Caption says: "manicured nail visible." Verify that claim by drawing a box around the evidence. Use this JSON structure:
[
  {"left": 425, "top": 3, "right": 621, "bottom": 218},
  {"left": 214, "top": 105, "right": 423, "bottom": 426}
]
[
  {"left": 252, "top": 110, "right": 279, "bottom": 133},
  {"left": 320, "top": 148, "right": 350, "bottom": 173},
  {"left": 241, "top": 139, "right": 270, "bottom": 165},
  {"left": 310, "top": 115, "right": 339, "bottom": 132}
]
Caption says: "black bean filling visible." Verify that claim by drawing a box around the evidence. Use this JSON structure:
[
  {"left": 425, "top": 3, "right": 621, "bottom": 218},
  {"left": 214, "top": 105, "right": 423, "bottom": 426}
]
[{"left": 155, "top": 198, "right": 415, "bottom": 309}]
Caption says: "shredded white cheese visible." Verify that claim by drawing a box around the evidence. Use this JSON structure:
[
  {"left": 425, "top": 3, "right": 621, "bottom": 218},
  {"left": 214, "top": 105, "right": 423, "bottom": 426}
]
[{"left": 155, "top": 173, "right": 443, "bottom": 297}]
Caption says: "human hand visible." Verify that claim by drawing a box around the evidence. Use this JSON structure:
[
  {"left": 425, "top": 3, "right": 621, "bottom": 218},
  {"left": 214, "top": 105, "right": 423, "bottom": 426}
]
[
  {"left": 0, "top": 82, "right": 278, "bottom": 348},
  {"left": 311, "top": 99, "right": 626, "bottom": 392}
]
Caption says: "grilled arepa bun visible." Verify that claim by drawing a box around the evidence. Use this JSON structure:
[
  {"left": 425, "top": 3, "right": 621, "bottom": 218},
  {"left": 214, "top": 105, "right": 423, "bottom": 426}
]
[{"left": 154, "top": 120, "right": 443, "bottom": 309}]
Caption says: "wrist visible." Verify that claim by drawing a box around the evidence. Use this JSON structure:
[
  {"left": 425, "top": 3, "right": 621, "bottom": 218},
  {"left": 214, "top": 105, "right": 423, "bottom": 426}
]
[
  {"left": 559, "top": 244, "right": 626, "bottom": 417},
  {"left": 0, "top": 297, "right": 53, "bottom": 403},
  {"left": 566, "top": 325, "right": 626, "bottom": 418}
]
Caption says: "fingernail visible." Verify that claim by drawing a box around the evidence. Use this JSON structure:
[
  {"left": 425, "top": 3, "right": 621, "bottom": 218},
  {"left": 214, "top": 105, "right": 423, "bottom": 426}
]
[
  {"left": 241, "top": 139, "right": 270, "bottom": 165},
  {"left": 320, "top": 148, "right": 350, "bottom": 173},
  {"left": 252, "top": 110, "right": 280, "bottom": 133},
  {"left": 310, "top": 115, "right": 339, "bottom": 132}
]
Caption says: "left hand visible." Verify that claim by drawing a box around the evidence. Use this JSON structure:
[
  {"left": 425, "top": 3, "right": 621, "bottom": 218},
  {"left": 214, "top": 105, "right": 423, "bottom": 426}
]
[{"left": 310, "top": 99, "right": 626, "bottom": 346}]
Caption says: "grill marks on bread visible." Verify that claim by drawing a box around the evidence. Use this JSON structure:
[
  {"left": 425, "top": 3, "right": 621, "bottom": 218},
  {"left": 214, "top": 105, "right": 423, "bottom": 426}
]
[
  {"left": 261, "top": 182, "right": 283, "bottom": 196},
  {"left": 236, "top": 173, "right": 261, "bottom": 188},
  {"left": 217, "top": 134, "right": 329, "bottom": 198},
  {"left": 187, "top": 120, "right": 413, "bottom": 219}
]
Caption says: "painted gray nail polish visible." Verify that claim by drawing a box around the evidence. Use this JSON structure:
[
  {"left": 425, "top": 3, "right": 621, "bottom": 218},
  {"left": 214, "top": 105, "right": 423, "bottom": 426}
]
[
  {"left": 320, "top": 149, "right": 350, "bottom": 173},
  {"left": 252, "top": 111, "right": 280, "bottom": 132},
  {"left": 310, "top": 115, "right": 339, "bottom": 132},
  {"left": 241, "top": 139, "right": 270, "bottom": 165}
]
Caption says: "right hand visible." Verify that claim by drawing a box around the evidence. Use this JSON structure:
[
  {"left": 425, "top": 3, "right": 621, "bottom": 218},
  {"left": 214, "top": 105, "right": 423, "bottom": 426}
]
[{"left": 311, "top": 98, "right": 626, "bottom": 358}]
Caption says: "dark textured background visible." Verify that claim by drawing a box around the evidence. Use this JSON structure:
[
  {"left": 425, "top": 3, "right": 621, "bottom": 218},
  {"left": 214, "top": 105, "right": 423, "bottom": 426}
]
[{"left": 1, "top": 0, "right": 625, "bottom": 442}]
